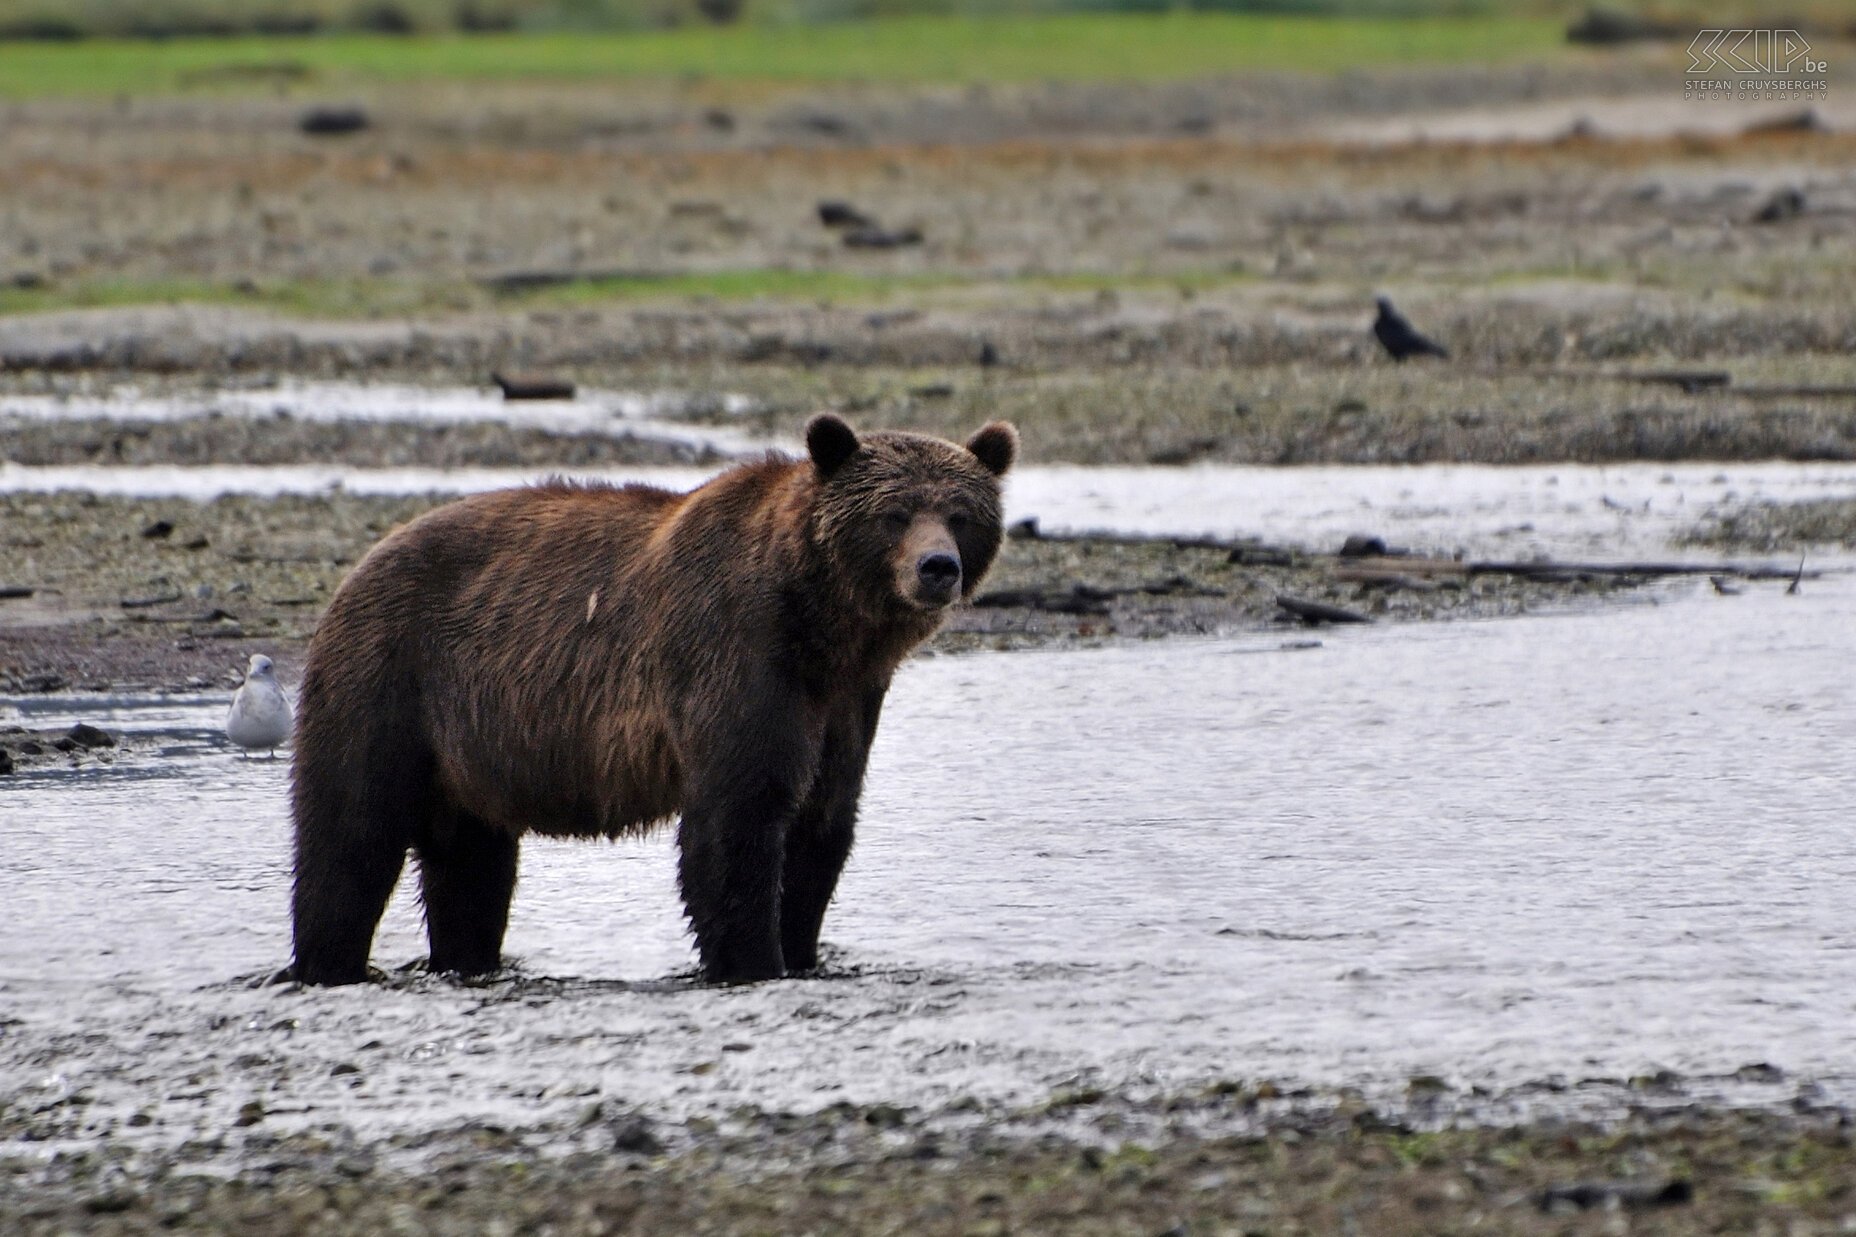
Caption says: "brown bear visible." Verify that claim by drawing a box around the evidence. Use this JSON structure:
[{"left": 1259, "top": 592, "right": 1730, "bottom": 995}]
[{"left": 286, "top": 413, "right": 1016, "bottom": 986}]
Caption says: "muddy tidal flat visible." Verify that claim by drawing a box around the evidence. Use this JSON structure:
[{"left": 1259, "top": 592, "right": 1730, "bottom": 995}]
[{"left": 6, "top": 40, "right": 1856, "bottom": 1235}]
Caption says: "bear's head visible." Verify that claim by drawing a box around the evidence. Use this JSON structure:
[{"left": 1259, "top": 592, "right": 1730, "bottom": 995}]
[{"left": 805, "top": 412, "right": 1017, "bottom": 615}]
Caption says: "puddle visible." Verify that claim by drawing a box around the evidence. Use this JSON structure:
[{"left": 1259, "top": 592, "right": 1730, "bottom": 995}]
[
  {"left": 3, "top": 457, "right": 1852, "bottom": 561},
  {"left": 3, "top": 574, "right": 1853, "bottom": 1151}
]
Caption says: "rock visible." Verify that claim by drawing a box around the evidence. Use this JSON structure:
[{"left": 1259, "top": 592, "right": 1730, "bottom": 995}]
[
  {"left": 843, "top": 225, "right": 923, "bottom": 250},
  {"left": 1338, "top": 534, "right": 1388, "bottom": 558},
  {"left": 299, "top": 106, "right": 370, "bottom": 137},
  {"left": 1564, "top": 7, "right": 1680, "bottom": 44},
  {"left": 862, "top": 1103, "right": 907, "bottom": 1129},
  {"left": 1538, "top": 1179, "right": 1692, "bottom": 1212},
  {"left": 0, "top": 749, "right": 13, "bottom": 776},
  {"left": 141, "top": 519, "right": 175, "bottom": 540},
  {"left": 1752, "top": 186, "right": 1806, "bottom": 224},
  {"left": 0, "top": 585, "right": 35, "bottom": 599},
  {"left": 609, "top": 1115, "right": 662, "bottom": 1155},
  {"left": 816, "top": 200, "right": 875, "bottom": 229},
  {"left": 82, "top": 1187, "right": 139, "bottom": 1215},
  {"left": 1744, "top": 109, "right": 1825, "bottom": 137},
  {"left": 66, "top": 722, "right": 115, "bottom": 749}
]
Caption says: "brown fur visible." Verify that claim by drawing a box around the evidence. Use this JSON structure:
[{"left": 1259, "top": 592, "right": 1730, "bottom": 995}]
[{"left": 287, "top": 414, "right": 1016, "bottom": 985}]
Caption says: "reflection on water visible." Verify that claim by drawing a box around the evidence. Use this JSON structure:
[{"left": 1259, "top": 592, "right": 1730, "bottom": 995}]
[{"left": 2, "top": 574, "right": 1852, "bottom": 1149}]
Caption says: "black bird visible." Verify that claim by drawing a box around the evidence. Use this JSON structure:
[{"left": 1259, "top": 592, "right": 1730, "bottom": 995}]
[{"left": 1372, "top": 295, "right": 1449, "bottom": 362}]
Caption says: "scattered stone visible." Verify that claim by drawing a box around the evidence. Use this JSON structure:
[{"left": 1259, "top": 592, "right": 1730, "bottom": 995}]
[
  {"left": 1744, "top": 109, "right": 1825, "bottom": 137},
  {"left": 862, "top": 1104, "right": 907, "bottom": 1129},
  {"left": 609, "top": 1115, "right": 662, "bottom": 1155},
  {"left": 817, "top": 200, "right": 875, "bottom": 230},
  {"left": 66, "top": 722, "right": 115, "bottom": 749},
  {"left": 1752, "top": 186, "right": 1806, "bottom": 224},
  {"left": 234, "top": 1100, "right": 266, "bottom": 1127},
  {"left": 1565, "top": 7, "right": 1680, "bottom": 45},
  {"left": 1275, "top": 594, "right": 1371, "bottom": 625},
  {"left": 1338, "top": 534, "right": 1389, "bottom": 558},
  {"left": 0, "top": 749, "right": 13, "bottom": 776},
  {"left": 82, "top": 1186, "right": 139, "bottom": 1215},
  {"left": 141, "top": 519, "right": 175, "bottom": 540}
]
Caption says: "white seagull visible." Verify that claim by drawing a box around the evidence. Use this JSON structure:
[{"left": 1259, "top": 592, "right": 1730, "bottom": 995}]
[{"left": 226, "top": 654, "right": 294, "bottom": 758}]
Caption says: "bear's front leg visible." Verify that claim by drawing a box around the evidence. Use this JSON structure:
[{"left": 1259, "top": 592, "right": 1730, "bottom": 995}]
[
  {"left": 781, "top": 690, "right": 882, "bottom": 972},
  {"left": 676, "top": 738, "right": 814, "bottom": 982}
]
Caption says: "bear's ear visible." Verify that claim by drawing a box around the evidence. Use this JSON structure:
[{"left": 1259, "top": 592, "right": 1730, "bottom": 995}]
[
  {"left": 965, "top": 421, "right": 1017, "bottom": 477},
  {"left": 806, "top": 413, "right": 860, "bottom": 479}
]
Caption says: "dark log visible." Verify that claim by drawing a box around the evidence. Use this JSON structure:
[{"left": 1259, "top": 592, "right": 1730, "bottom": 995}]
[
  {"left": 1731, "top": 384, "right": 1856, "bottom": 400},
  {"left": 842, "top": 225, "right": 923, "bottom": 249},
  {"left": 1276, "top": 594, "right": 1371, "bottom": 625},
  {"left": 1617, "top": 369, "right": 1731, "bottom": 393},
  {"left": 479, "top": 267, "right": 662, "bottom": 295},
  {"left": 298, "top": 106, "right": 370, "bottom": 137},
  {"left": 492, "top": 371, "right": 576, "bottom": 401}
]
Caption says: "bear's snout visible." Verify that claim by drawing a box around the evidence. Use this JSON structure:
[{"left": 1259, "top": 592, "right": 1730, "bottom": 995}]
[{"left": 916, "top": 551, "right": 962, "bottom": 602}]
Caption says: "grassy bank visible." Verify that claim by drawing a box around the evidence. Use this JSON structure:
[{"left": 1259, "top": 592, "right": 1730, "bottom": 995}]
[{"left": 0, "top": 13, "right": 1567, "bottom": 96}]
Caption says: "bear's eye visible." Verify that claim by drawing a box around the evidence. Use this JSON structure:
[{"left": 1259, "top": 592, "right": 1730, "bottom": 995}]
[
  {"left": 881, "top": 510, "right": 912, "bottom": 531},
  {"left": 946, "top": 512, "right": 971, "bottom": 534}
]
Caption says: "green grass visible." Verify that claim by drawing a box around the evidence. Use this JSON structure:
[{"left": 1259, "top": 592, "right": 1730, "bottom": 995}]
[
  {"left": 0, "top": 13, "right": 1566, "bottom": 97},
  {"left": 0, "top": 266, "right": 1267, "bottom": 319}
]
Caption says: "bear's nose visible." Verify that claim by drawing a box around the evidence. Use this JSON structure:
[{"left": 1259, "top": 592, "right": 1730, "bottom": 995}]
[{"left": 917, "top": 552, "right": 962, "bottom": 593}]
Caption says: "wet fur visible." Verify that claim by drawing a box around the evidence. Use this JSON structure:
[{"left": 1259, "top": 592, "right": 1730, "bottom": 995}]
[{"left": 288, "top": 416, "right": 1015, "bottom": 986}]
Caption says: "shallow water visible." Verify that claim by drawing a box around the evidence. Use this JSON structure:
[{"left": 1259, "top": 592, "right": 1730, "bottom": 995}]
[
  {"left": 5, "top": 457, "right": 1854, "bottom": 562},
  {"left": 0, "top": 379, "right": 758, "bottom": 441},
  {"left": 3, "top": 573, "right": 1853, "bottom": 1151}
]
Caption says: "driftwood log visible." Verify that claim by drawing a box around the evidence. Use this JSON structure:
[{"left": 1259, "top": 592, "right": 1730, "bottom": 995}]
[
  {"left": 491, "top": 371, "right": 577, "bottom": 401},
  {"left": 1275, "top": 595, "right": 1371, "bottom": 624}
]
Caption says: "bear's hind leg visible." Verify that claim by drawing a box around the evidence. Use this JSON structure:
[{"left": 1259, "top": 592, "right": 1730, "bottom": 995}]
[{"left": 416, "top": 805, "right": 519, "bottom": 978}]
